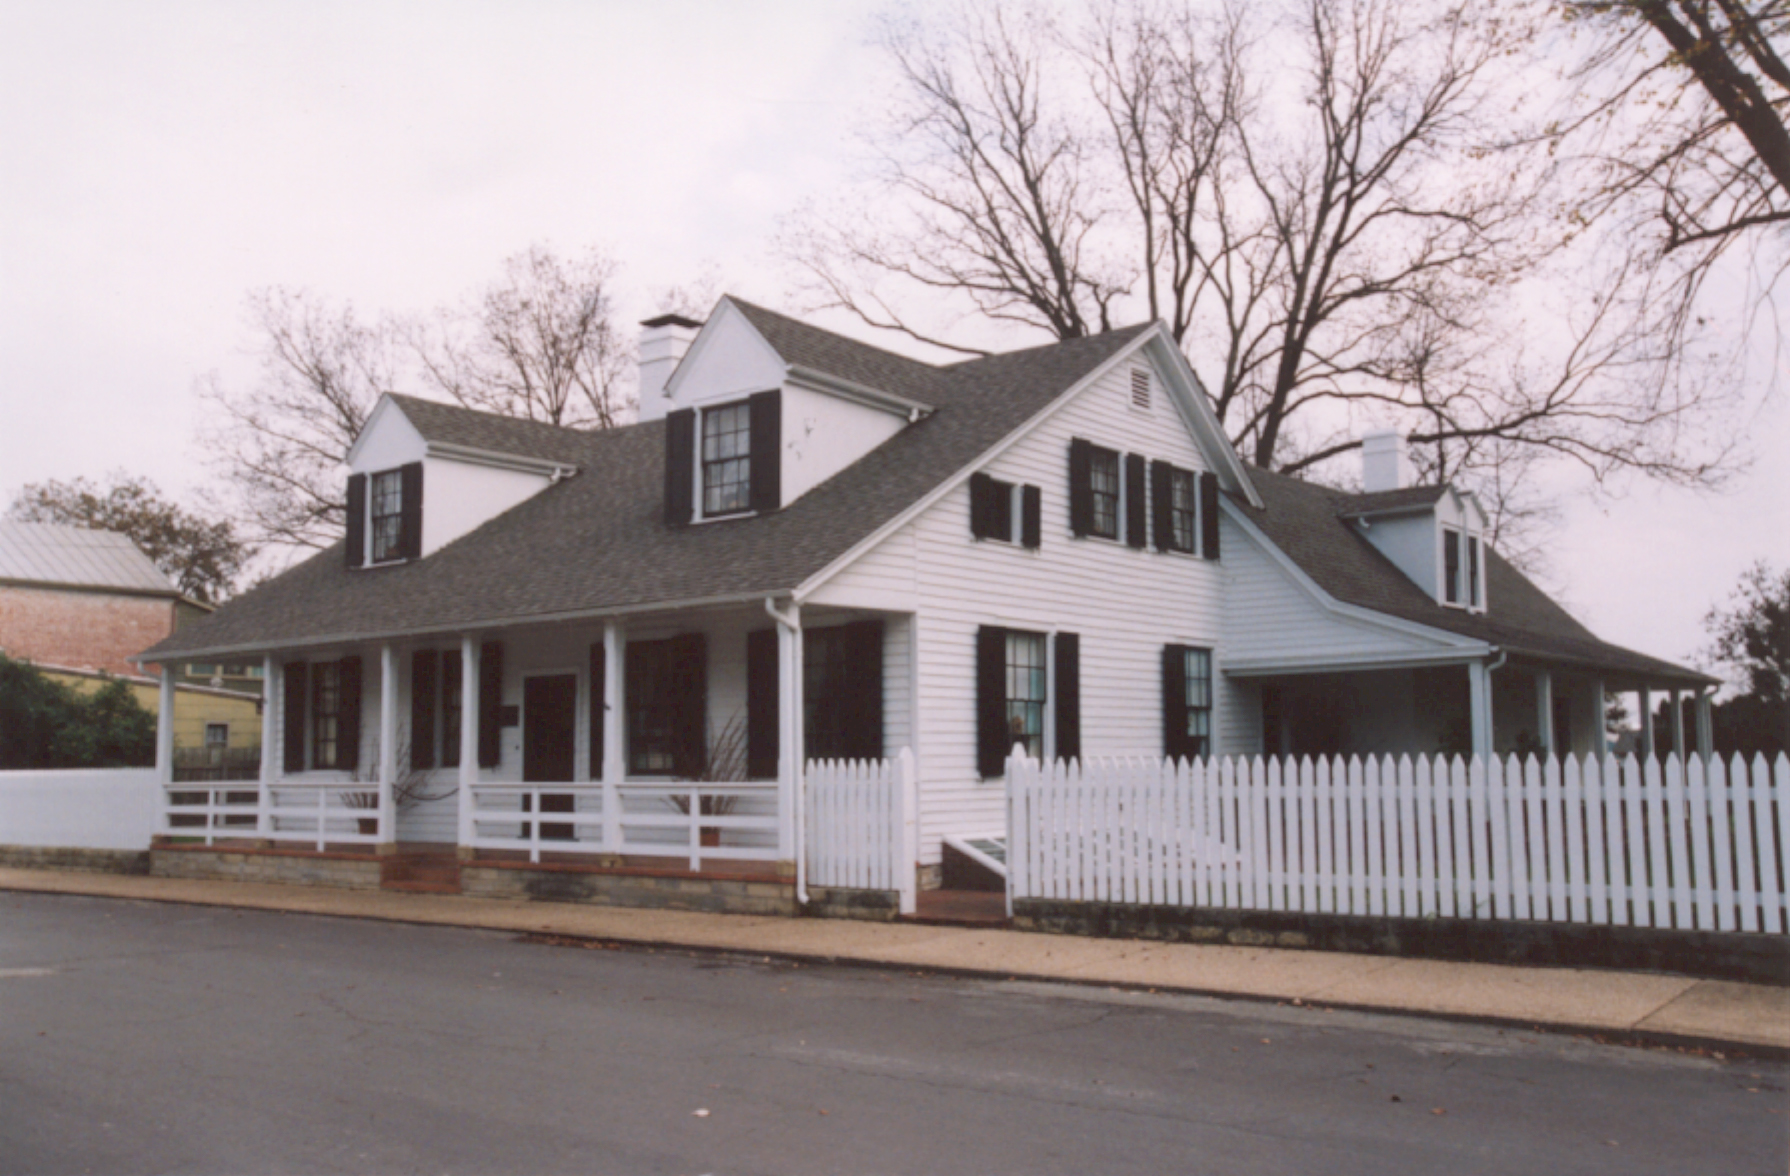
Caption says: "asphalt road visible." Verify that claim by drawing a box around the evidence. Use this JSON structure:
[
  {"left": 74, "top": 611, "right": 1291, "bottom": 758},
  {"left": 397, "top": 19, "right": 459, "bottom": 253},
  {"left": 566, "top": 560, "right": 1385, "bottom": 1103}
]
[{"left": 1, "top": 892, "right": 1785, "bottom": 1176}]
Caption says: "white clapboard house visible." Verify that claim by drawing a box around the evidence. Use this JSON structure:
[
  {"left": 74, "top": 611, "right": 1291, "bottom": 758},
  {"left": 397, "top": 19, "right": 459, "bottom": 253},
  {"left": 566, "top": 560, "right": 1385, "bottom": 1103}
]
[{"left": 136, "top": 297, "right": 1714, "bottom": 906}]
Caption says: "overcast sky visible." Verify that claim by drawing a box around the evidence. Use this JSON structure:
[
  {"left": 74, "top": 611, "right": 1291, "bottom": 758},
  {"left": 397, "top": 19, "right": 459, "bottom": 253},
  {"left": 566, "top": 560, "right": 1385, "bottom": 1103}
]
[{"left": 2, "top": 0, "right": 1784, "bottom": 687}]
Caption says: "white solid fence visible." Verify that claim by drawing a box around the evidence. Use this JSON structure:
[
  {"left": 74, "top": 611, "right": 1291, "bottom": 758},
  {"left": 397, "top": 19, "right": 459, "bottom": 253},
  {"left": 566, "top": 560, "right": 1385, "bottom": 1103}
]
[
  {"left": 1007, "top": 752, "right": 1790, "bottom": 935},
  {"left": 806, "top": 747, "right": 918, "bottom": 914},
  {"left": 0, "top": 768, "right": 159, "bottom": 850}
]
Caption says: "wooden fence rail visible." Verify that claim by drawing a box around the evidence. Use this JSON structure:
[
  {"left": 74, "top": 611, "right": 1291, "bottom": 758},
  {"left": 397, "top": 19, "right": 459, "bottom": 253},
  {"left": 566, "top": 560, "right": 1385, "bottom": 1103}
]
[{"left": 1006, "top": 752, "right": 1790, "bottom": 934}]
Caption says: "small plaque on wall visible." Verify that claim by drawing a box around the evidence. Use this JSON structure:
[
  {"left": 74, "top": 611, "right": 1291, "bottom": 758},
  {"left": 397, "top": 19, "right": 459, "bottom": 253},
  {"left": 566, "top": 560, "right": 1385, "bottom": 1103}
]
[{"left": 498, "top": 705, "right": 520, "bottom": 727}]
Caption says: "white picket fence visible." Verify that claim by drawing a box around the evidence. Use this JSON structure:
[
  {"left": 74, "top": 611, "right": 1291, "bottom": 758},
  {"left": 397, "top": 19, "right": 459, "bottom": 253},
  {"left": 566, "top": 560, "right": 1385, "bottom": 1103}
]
[
  {"left": 806, "top": 748, "right": 918, "bottom": 915},
  {"left": 1006, "top": 752, "right": 1790, "bottom": 934}
]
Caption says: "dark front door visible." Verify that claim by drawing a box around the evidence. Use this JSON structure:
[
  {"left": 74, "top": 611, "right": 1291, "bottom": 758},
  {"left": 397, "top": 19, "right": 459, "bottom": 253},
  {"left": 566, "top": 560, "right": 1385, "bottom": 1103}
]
[{"left": 524, "top": 674, "right": 577, "bottom": 840}]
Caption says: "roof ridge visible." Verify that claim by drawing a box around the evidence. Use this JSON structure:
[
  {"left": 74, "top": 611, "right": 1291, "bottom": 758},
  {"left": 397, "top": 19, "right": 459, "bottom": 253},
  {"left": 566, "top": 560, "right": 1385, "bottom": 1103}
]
[{"left": 723, "top": 296, "right": 947, "bottom": 375}]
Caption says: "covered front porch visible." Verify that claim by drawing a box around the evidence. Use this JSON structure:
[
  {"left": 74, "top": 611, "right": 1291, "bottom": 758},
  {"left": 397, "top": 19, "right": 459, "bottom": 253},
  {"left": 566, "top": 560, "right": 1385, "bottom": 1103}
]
[
  {"left": 1237, "top": 651, "right": 1717, "bottom": 763},
  {"left": 150, "top": 596, "right": 914, "bottom": 911}
]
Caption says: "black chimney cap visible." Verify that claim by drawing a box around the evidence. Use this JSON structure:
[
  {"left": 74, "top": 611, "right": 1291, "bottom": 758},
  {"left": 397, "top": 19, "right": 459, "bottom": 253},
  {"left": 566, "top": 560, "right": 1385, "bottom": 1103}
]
[{"left": 640, "top": 313, "right": 704, "bottom": 330}]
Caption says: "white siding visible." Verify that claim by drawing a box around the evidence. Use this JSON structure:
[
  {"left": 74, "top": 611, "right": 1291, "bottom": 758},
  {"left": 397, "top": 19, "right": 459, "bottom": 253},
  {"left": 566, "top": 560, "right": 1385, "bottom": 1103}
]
[
  {"left": 1220, "top": 511, "right": 1452, "bottom": 666},
  {"left": 668, "top": 303, "right": 786, "bottom": 406},
  {"left": 780, "top": 383, "right": 907, "bottom": 507},
  {"left": 832, "top": 350, "right": 1231, "bottom": 866},
  {"left": 420, "top": 458, "right": 549, "bottom": 557}
]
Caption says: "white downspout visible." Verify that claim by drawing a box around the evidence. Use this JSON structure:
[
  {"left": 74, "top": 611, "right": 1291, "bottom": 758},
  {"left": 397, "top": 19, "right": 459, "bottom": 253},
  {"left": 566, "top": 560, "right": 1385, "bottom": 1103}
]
[{"left": 766, "top": 597, "right": 807, "bottom": 904}]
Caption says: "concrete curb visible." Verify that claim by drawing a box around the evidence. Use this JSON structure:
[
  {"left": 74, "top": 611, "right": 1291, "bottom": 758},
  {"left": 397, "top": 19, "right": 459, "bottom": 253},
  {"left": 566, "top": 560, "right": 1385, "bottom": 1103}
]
[{"left": 4, "top": 867, "right": 1785, "bottom": 1057}]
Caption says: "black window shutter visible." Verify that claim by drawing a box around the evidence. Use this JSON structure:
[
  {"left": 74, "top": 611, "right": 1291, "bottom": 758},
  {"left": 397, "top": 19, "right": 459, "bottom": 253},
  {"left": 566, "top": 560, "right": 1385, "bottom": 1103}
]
[
  {"left": 344, "top": 474, "right": 367, "bottom": 569},
  {"left": 442, "top": 651, "right": 462, "bottom": 769},
  {"left": 748, "top": 390, "right": 781, "bottom": 513},
  {"left": 664, "top": 409, "right": 695, "bottom": 526},
  {"left": 746, "top": 628, "right": 779, "bottom": 779},
  {"left": 410, "top": 650, "right": 438, "bottom": 771},
  {"left": 976, "top": 625, "right": 1008, "bottom": 779},
  {"left": 336, "top": 656, "right": 363, "bottom": 771},
  {"left": 399, "top": 462, "right": 424, "bottom": 559},
  {"left": 1162, "top": 645, "right": 1189, "bottom": 761},
  {"left": 478, "top": 641, "right": 503, "bottom": 768},
  {"left": 589, "top": 643, "right": 606, "bottom": 780},
  {"left": 1151, "top": 461, "right": 1173, "bottom": 551},
  {"left": 283, "top": 662, "right": 308, "bottom": 774},
  {"left": 1054, "top": 632, "right": 1080, "bottom": 762},
  {"left": 1068, "top": 439, "right": 1093, "bottom": 537},
  {"left": 671, "top": 633, "right": 708, "bottom": 777},
  {"left": 1021, "top": 484, "right": 1042, "bottom": 550},
  {"left": 842, "top": 619, "right": 885, "bottom": 761},
  {"left": 1199, "top": 471, "right": 1221, "bottom": 559},
  {"left": 1125, "top": 453, "right": 1147, "bottom": 548},
  {"left": 969, "top": 472, "right": 994, "bottom": 539}
]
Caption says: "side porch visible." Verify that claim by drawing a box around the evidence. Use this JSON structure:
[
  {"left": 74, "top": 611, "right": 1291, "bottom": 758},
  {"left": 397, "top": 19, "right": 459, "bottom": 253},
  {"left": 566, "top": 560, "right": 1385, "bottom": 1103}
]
[{"left": 150, "top": 598, "right": 918, "bottom": 916}]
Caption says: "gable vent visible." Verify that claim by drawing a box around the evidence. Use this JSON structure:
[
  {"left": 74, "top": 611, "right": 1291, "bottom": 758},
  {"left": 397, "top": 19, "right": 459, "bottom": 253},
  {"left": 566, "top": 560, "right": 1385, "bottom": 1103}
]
[{"left": 1130, "top": 368, "right": 1151, "bottom": 410}]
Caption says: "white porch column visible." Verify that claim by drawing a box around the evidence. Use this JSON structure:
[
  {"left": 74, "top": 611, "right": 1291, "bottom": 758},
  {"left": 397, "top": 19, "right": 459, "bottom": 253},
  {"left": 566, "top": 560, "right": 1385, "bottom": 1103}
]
[
  {"left": 1534, "top": 668, "right": 1553, "bottom": 758},
  {"left": 258, "top": 655, "right": 278, "bottom": 837},
  {"left": 602, "top": 621, "right": 624, "bottom": 855},
  {"left": 1669, "top": 688, "right": 1685, "bottom": 763},
  {"left": 1638, "top": 686, "right": 1654, "bottom": 761},
  {"left": 1467, "top": 660, "right": 1492, "bottom": 759},
  {"left": 457, "top": 636, "right": 479, "bottom": 859},
  {"left": 1695, "top": 690, "right": 1714, "bottom": 763},
  {"left": 770, "top": 601, "right": 803, "bottom": 870},
  {"left": 378, "top": 643, "right": 398, "bottom": 853}
]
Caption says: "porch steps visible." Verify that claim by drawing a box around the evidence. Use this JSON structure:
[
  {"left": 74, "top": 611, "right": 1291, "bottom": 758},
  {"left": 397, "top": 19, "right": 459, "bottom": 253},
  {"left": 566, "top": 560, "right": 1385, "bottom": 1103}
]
[{"left": 380, "top": 850, "right": 462, "bottom": 895}]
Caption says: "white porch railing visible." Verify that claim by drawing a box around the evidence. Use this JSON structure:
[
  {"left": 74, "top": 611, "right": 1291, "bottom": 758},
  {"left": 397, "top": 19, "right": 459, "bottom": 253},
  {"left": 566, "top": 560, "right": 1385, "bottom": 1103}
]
[
  {"left": 1006, "top": 752, "right": 1790, "bottom": 934},
  {"left": 161, "top": 780, "right": 387, "bottom": 851},
  {"left": 806, "top": 748, "right": 918, "bottom": 914},
  {"left": 460, "top": 780, "right": 780, "bottom": 870}
]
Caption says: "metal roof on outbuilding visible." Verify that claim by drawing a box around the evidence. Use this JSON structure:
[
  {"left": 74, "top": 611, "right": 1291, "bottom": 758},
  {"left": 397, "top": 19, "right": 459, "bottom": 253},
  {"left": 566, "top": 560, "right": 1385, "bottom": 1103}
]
[{"left": 0, "top": 522, "right": 176, "bottom": 595}]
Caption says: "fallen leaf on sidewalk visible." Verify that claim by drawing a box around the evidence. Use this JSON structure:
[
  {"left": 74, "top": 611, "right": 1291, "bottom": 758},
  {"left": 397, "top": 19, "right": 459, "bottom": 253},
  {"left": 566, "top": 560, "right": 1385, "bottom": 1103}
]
[
  {"left": 692, "top": 1109, "right": 710, "bottom": 1118},
  {"left": 1431, "top": 1108, "right": 1446, "bottom": 1116},
  {"left": 1389, "top": 1095, "right": 1401, "bottom": 1103}
]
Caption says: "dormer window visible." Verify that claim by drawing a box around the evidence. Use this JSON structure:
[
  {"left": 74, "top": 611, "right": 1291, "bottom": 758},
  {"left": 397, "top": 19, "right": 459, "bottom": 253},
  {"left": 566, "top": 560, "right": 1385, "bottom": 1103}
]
[
  {"left": 344, "top": 462, "right": 422, "bottom": 569},
  {"left": 370, "top": 470, "right": 404, "bottom": 562},
  {"left": 701, "top": 402, "right": 753, "bottom": 516},
  {"left": 1443, "top": 526, "right": 1483, "bottom": 610},
  {"left": 664, "top": 391, "right": 782, "bottom": 526}
]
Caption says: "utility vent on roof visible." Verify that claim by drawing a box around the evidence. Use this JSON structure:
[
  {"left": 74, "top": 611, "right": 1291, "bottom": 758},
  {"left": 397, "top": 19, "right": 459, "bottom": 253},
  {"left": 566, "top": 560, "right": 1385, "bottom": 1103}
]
[{"left": 1130, "top": 367, "right": 1151, "bottom": 410}]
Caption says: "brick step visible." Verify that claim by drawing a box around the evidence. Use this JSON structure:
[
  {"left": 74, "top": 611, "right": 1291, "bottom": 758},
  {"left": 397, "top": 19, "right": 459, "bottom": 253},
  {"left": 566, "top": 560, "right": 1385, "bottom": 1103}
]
[{"left": 380, "top": 856, "right": 462, "bottom": 888}]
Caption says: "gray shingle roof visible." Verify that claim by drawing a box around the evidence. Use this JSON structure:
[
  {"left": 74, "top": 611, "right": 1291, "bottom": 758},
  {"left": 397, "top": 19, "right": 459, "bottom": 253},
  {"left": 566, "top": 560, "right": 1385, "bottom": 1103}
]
[
  {"left": 1236, "top": 467, "right": 1712, "bottom": 686},
  {"left": 0, "top": 522, "right": 174, "bottom": 594},
  {"left": 1337, "top": 485, "right": 1448, "bottom": 516},
  {"left": 142, "top": 318, "right": 1154, "bottom": 660},
  {"left": 386, "top": 394, "right": 596, "bottom": 465},
  {"left": 729, "top": 299, "right": 948, "bottom": 405}
]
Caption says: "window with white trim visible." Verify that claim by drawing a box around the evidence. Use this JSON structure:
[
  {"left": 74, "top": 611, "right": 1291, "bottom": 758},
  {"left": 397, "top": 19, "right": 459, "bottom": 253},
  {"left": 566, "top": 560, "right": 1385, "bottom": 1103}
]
[
  {"left": 701, "top": 402, "right": 752, "bottom": 516},
  {"left": 1169, "top": 467, "right": 1197, "bottom": 553},
  {"left": 1088, "top": 446, "right": 1120, "bottom": 539},
  {"left": 1442, "top": 527, "right": 1485, "bottom": 610},
  {"left": 370, "top": 469, "right": 404, "bottom": 562},
  {"left": 1005, "top": 631, "right": 1048, "bottom": 761}
]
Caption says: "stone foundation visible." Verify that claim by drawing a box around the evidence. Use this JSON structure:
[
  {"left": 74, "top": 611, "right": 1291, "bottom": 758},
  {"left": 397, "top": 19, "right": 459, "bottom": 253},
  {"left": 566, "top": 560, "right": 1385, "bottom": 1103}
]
[
  {"left": 0, "top": 845, "right": 151, "bottom": 876},
  {"left": 1013, "top": 899, "right": 1790, "bottom": 986},
  {"left": 461, "top": 862, "right": 797, "bottom": 916},
  {"left": 150, "top": 846, "right": 382, "bottom": 890},
  {"left": 804, "top": 885, "right": 902, "bottom": 921}
]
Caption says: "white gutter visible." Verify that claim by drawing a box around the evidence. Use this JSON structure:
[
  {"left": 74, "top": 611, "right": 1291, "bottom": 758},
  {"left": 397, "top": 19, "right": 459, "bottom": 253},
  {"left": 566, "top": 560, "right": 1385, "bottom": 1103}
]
[{"left": 765, "top": 596, "right": 807, "bottom": 905}]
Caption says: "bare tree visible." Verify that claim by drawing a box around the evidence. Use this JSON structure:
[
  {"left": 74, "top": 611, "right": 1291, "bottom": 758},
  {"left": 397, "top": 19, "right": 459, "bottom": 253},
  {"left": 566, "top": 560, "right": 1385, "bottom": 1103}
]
[
  {"left": 198, "top": 288, "right": 398, "bottom": 552},
  {"left": 787, "top": 0, "right": 1739, "bottom": 496},
  {"left": 410, "top": 245, "right": 634, "bottom": 429}
]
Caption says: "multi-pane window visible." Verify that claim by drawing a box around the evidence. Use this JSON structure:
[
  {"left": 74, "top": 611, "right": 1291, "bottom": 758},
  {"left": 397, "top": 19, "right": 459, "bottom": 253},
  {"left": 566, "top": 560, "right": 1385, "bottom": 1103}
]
[
  {"left": 1183, "top": 647, "right": 1212, "bottom": 759},
  {"left": 627, "top": 642, "right": 680, "bottom": 774},
  {"left": 701, "top": 403, "right": 752, "bottom": 516},
  {"left": 370, "top": 469, "right": 403, "bottom": 562},
  {"left": 312, "top": 661, "right": 342, "bottom": 769},
  {"left": 1170, "top": 467, "right": 1198, "bottom": 553},
  {"left": 1443, "top": 528, "right": 1462, "bottom": 605},
  {"left": 1006, "top": 632, "right": 1047, "bottom": 760},
  {"left": 205, "top": 723, "right": 228, "bottom": 764},
  {"left": 1089, "top": 447, "right": 1120, "bottom": 539}
]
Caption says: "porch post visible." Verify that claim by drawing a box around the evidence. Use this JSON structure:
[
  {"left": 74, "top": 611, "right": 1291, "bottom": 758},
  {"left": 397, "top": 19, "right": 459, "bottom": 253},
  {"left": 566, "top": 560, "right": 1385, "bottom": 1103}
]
[
  {"left": 773, "top": 602, "right": 803, "bottom": 869},
  {"left": 1590, "top": 678, "right": 1606, "bottom": 756},
  {"left": 378, "top": 643, "right": 397, "bottom": 854},
  {"left": 1638, "top": 686, "right": 1654, "bottom": 761},
  {"left": 457, "top": 636, "right": 479, "bottom": 859},
  {"left": 258, "top": 654, "right": 277, "bottom": 838},
  {"left": 155, "top": 662, "right": 176, "bottom": 795},
  {"left": 602, "top": 620, "right": 624, "bottom": 855},
  {"left": 1534, "top": 668, "right": 1553, "bottom": 758},
  {"left": 1467, "top": 660, "right": 1492, "bottom": 759},
  {"left": 1694, "top": 690, "right": 1714, "bottom": 764},
  {"left": 1669, "top": 688, "right": 1685, "bottom": 763}
]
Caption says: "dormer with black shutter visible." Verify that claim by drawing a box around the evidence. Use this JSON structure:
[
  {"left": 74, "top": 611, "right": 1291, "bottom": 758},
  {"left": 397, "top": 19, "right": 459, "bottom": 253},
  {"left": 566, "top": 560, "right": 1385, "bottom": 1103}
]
[
  {"left": 648, "top": 297, "right": 934, "bottom": 526},
  {"left": 1340, "top": 430, "right": 1491, "bottom": 613},
  {"left": 343, "top": 393, "right": 579, "bottom": 569}
]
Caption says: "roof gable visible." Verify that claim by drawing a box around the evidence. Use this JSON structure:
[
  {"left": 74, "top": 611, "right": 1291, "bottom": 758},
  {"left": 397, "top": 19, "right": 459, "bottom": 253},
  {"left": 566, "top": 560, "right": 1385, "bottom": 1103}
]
[{"left": 0, "top": 522, "right": 174, "bottom": 595}]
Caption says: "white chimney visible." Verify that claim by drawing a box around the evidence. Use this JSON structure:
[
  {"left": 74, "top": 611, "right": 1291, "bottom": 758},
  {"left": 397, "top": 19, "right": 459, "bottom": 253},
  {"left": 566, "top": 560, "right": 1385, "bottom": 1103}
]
[
  {"left": 1361, "top": 428, "right": 1407, "bottom": 493},
  {"left": 635, "top": 313, "right": 702, "bottom": 422}
]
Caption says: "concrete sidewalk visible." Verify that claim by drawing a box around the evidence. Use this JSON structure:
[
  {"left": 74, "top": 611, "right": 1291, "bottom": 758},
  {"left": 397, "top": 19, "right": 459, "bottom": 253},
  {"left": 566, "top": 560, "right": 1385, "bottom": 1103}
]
[{"left": 4, "top": 866, "right": 1785, "bottom": 1054}]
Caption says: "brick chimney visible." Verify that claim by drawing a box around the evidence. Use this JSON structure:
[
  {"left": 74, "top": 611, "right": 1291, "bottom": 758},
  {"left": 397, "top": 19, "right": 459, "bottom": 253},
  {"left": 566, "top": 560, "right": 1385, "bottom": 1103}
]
[
  {"left": 636, "top": 313, "right": 702, "bottom": 422},
  {"left": 1361, "top": 428, "right": 1407, "bottom": 493}
]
